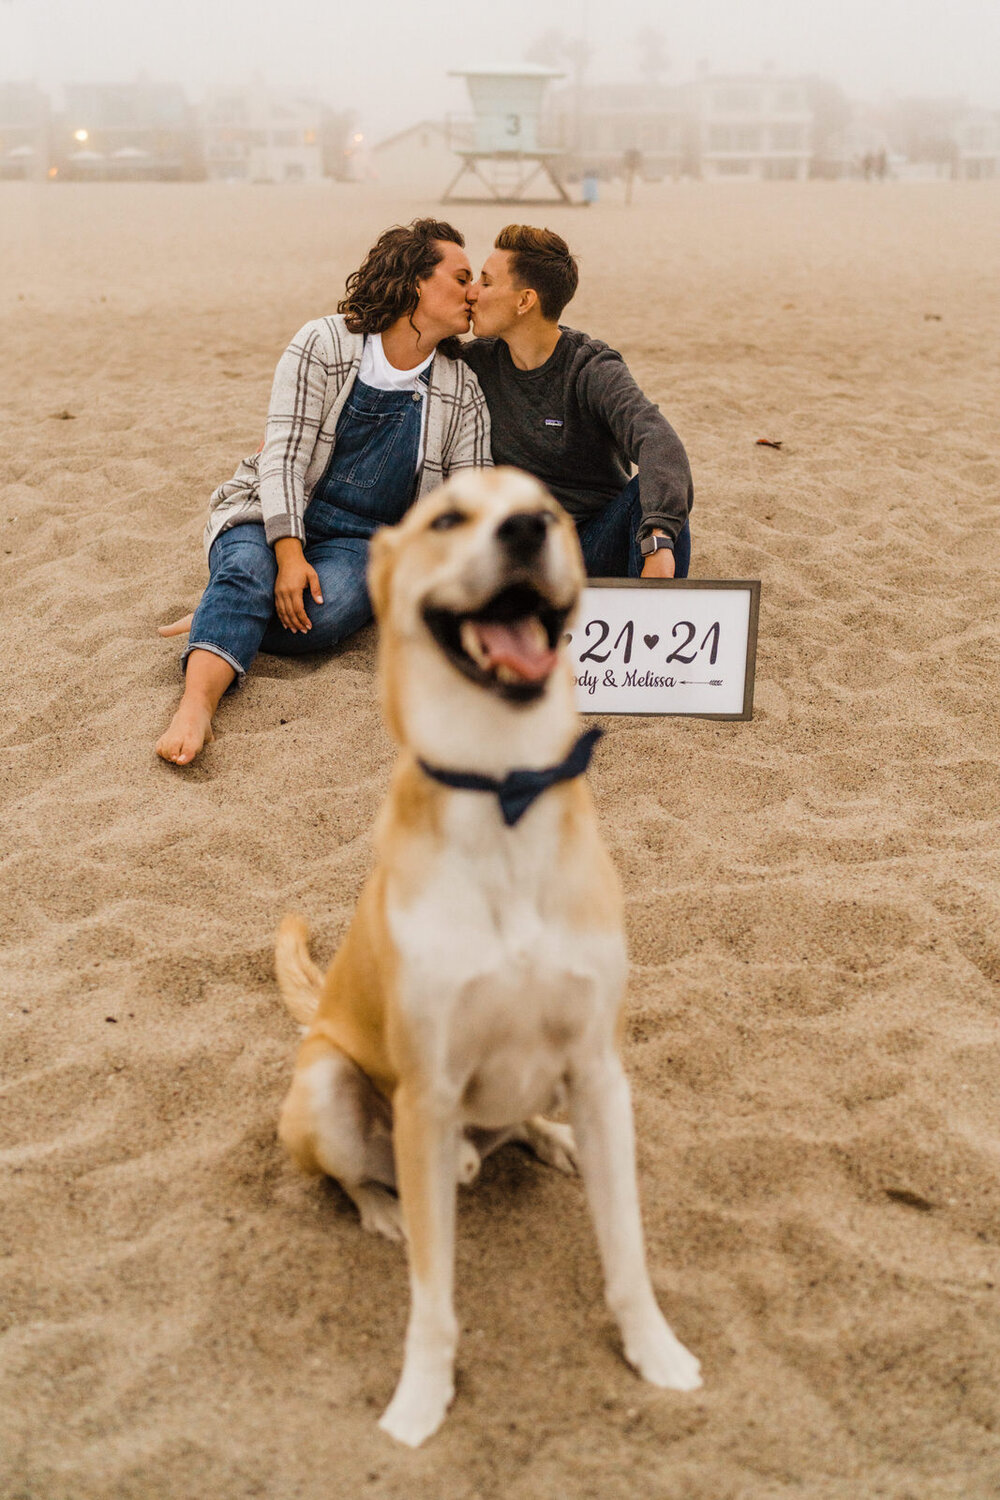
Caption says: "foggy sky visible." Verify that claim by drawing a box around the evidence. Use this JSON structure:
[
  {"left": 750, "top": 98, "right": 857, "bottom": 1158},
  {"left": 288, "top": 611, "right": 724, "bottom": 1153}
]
[{"left": 4, "top": 0, "right": 999, "bottom": 137}]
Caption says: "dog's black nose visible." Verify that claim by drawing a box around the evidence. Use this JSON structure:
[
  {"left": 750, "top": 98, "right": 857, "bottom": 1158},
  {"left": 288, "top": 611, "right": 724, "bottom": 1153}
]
[{"left": 496, "top": 510, "right": 550, "bottom": 561}]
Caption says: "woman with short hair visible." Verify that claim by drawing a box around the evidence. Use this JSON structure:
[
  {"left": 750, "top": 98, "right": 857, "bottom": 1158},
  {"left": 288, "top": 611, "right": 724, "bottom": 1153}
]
[{"left": 157, "top": 218, "right": 488, "bottom": 766}]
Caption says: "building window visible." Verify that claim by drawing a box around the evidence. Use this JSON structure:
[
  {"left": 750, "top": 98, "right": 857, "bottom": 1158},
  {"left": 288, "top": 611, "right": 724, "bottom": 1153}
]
[
  {"left": 764, "top": 158, "right": 799, "bottom": 179},
  {"left": 770, "top": 124, "right": 803, "bottom": 151},
  {"left": 709, "top": 124, "right": 761, "bottom": 152},
  {"left": 714, "top": 88, "right": 759, "bottom": 114},
  {"left": 212, "top": 100, "right": 246, "bottom": 126},
  {"left": 640, "top": 120, "right": 678, "bottom": 151}
]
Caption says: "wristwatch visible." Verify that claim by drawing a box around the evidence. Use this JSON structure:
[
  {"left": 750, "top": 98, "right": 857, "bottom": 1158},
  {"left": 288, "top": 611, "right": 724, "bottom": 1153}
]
[{"left": 639, "top": 534, "right": 673, "bottom": 557}]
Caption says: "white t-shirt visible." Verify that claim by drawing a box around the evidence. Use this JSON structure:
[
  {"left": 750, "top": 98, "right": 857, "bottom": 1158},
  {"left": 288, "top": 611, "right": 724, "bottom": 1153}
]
[
  {"left": 359, "top": 332, "right": 433, "bottom": 390},
  {"left": 358, "top": 333, "right": 432, "bottom": 468}
]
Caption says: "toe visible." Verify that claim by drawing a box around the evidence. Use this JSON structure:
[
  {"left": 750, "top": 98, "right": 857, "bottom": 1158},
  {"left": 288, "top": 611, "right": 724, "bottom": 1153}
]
[
  {"left": 457, "top": 1139, "right": 481, "bottom": 1186},
  {"left": 356, "top": 1187, "right": 406, "bottom": 1242},
  {"left": 526, "top": 1120, "right": 578, "bottom": 1174},
  {"left": 157, "top": 613, "right": 194, "bottom": 638},
  {"left": 156, "top": 708, "right": 213, "bottom": 767},
  {"left": 379, "top": 1375, "right": 454, "bottom": 1447},
  {"left": 628, "top": 1330, "right": 702, "bottom": 1390}
]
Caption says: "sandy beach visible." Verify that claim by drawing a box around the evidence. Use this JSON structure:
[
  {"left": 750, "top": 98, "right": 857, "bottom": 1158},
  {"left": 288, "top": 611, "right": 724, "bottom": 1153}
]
[{"left": 1, "top": 178, "right": 999, "bottom": 1498}]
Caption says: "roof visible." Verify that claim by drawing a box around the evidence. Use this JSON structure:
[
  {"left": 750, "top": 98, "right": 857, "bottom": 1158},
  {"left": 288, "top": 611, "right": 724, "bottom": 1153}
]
[
  {"left": 372, "top": 119, "right": 449, "bottom": 152},
  {"left": 448, "top": 65, "right": 564, "bottom": 79}
]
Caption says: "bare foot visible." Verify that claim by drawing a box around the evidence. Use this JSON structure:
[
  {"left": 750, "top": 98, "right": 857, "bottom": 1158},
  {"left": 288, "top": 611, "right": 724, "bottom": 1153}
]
[
  {"left": 156, "top": 698, "right": 215, "bottom": 766},
  {"left": 156, "top": 650, "right": 234, "bottom": 767},
  {"left": 158, "top": 612, "right": 194, "bottom": 638}
]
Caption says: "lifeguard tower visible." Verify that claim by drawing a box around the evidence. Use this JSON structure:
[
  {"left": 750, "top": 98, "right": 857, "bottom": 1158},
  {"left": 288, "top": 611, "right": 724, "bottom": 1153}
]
[{"left": 443, "top": 66, "right": 570, "bottom": 205}]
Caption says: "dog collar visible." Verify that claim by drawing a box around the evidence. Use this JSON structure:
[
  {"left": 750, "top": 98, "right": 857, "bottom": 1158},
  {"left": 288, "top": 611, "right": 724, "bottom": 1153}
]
[{"left": 418, "top": 727, "right": 603, "bottom": 828}]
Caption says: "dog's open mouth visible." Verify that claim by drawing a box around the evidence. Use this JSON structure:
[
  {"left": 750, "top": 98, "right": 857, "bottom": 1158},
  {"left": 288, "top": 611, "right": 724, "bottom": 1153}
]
[{"left": 424, "top": 583, "right": 570, "bottom": 701}]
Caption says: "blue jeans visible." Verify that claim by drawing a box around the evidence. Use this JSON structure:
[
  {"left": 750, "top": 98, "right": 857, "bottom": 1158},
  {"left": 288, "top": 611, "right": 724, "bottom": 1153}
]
[
  {"left": 183, "top": 524, "right": 373, "bottom": 679},
  {"left": 575, "top": 476, "right": 691, "bottom": 579}
]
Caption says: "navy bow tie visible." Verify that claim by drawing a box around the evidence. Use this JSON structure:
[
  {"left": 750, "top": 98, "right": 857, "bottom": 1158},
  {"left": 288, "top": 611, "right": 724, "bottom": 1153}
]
[{"left": 418, "top": 727, "right": 603, "bottom": 827}]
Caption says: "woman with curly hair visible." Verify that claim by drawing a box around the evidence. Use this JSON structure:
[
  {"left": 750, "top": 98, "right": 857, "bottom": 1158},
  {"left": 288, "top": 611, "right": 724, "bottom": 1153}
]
[{"left": 156, "top": 219, "right": 489, "bottom": 766}]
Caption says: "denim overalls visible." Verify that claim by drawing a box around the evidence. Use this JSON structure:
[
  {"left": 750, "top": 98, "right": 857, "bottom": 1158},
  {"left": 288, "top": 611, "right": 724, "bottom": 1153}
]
[
  {"left": 185, "top": 374, "right": 425, "bottom": 679},
  {"left": 306, "top": 375, "right": 426, "bottom": 540}
]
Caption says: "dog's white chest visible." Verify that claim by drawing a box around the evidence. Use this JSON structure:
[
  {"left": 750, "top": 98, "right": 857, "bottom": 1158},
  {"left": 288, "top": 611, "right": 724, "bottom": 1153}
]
[
  {"left": 387, "top": 829, "right": 626, "bottom": 1130},
  {"left": 449, "top": 940, "right": 590, "bottom": 1127}
]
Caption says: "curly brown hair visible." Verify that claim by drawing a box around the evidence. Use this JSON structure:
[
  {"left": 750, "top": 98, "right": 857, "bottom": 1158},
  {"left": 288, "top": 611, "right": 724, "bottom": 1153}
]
[{"left": 337, "top": 219, "right": 466, "bottom": 339}]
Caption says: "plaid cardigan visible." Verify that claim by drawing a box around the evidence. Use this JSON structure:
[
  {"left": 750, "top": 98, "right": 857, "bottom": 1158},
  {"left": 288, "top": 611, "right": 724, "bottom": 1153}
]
[{"left": 204, "top": 315, "right": 491, "bottom": 553}]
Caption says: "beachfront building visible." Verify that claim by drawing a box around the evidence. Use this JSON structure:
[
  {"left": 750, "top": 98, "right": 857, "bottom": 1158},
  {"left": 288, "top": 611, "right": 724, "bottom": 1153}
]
[
  {"left": 0, "top": 82, "right": 50, "bottom": 179},
  {"left": 55, "top": 82, "right": 201, "bottom": 180},
  {"left": 697, "top": 74, "right": 812, "bottom": 181},
  {"left": 953, "top": 110, "right": 1000, "bottom": 180},
  {"left": 550, "top": 82, "right": 696, "bottom": 181},
  {"left": 371, "top": 120, "right": 458, "bottom": 194},
  {"left": 201, "top": 86, "right": 322, "bottom": 184}
]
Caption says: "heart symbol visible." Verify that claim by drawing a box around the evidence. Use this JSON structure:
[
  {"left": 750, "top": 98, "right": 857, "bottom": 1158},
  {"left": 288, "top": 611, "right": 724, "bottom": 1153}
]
[
  {"left": 562, "top": 632, "right": 573, "bottom": 644},
  {"left": 643, "top": 634, "right": 659, "bottom": 649}
]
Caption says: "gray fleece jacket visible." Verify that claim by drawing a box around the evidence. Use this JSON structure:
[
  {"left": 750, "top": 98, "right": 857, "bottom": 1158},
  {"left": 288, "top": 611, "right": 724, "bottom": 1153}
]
[{"left": 460, "top": 328, "right": 692, "bottom": 546}]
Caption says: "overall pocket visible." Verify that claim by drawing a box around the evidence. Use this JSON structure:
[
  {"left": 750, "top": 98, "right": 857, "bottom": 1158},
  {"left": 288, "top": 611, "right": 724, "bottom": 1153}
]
[{"left": 334, "top": 405, "right": 408, "bottom": 490}]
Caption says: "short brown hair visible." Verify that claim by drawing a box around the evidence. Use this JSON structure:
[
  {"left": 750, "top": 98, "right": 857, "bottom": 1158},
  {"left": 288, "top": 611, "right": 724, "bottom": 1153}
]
[
  {"left": 494, "top": 224, "right": 578, "bottom": 321},
  {"left": 338, "top": 218, "right": 465, "bottom": 335}
]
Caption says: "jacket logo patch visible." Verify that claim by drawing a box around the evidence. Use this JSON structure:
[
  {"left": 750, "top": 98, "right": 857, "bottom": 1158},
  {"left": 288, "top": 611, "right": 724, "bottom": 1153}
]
[{"left": 544, "top": 418, "right": 564, "bottom": 427}]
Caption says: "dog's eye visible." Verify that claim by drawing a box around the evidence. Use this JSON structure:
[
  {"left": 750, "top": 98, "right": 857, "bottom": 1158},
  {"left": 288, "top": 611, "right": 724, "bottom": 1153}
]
[{"left": 430, "top": 510, "right": 467, "bottom": 532}]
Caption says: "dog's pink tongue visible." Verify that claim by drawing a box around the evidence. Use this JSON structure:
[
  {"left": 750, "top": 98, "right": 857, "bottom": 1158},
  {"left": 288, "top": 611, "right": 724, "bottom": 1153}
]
[{"left": 474, "top": 621, "right": 557, "bottom": 682}]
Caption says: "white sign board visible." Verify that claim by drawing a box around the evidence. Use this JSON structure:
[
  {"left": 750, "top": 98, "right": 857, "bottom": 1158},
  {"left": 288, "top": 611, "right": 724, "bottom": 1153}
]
[{"left": 568, "top": 580, "right": 760, "bottom": 719}]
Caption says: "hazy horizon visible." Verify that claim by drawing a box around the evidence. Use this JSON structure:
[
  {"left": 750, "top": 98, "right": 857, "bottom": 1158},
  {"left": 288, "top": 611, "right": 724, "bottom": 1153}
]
[{"left": 3, "top": 0, "right": 999, "bottom": 140}]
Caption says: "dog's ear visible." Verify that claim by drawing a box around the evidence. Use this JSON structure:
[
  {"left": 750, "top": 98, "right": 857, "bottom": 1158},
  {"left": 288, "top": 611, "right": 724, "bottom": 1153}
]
[{"left": 367, "top": 527, "right": 401, "bottom": 623}]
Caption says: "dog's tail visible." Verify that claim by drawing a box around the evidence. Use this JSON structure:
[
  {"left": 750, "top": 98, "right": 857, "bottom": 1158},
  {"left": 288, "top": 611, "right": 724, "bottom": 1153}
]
[{"left": 275, "top": 915, "right": 324, "bottom": 1026}]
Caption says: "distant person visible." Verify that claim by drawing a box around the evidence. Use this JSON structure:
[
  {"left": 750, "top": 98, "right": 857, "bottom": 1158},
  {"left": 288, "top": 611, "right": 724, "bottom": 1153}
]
[
  {"left": 462, "top": 224, "right": 692, "bottom": 580},
  {"left": 622, "top": 148, "right": 643, "bottom": 205},
  {"left": 156, "top": 219, "right": 489, "bottom": 767}
]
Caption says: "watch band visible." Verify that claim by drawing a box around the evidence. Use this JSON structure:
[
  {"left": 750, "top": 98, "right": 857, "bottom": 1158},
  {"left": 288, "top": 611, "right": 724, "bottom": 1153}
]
[{"left": 639, "top": 534, "right": 673, "bottom": 557}]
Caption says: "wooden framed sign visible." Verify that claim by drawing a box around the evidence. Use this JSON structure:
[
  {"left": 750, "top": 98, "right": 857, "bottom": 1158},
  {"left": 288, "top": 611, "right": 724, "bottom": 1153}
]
[{"left": 568, "top": 579, "right": 760, "bottom": 720}]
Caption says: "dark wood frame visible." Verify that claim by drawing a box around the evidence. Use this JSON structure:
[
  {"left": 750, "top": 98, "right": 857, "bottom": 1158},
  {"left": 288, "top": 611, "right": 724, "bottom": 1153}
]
[{"left": 580, "top": 579, "right": 761, "bottom": 721}]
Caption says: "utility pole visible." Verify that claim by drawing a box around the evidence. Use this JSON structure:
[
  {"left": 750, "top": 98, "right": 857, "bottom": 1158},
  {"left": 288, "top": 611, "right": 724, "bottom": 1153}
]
[{"left": 573, "top": 0, "right": 590, "bottom": 160}]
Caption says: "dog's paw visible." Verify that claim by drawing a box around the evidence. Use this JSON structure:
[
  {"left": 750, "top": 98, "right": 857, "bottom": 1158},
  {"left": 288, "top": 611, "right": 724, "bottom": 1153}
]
[
  {"left": 378, "top": 1373, "right": 454, "bottom": 1448},
  {"left": 625, "top": 1319, "right": 702, "bottom": 1392},
  {"left": 524, "top": 1117, "right": 579, "bottom": 1175},
  {"left": 353, "top": 1185, "right": 406, "bottom": 1243},
  {"left": 457, "top": 1137, "right": 481, "bottom": 1187}
]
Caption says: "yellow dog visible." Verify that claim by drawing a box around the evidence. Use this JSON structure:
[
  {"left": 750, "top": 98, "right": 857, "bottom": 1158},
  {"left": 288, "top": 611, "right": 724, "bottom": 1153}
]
[{"left": 275, "top": 468, "right": 701, "bottom": 1446}]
